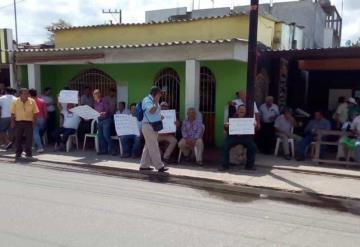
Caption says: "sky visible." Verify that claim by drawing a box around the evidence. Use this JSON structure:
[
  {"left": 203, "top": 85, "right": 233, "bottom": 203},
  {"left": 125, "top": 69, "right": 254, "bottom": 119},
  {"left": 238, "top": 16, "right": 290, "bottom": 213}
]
[{"left": 0, "top": 0, "right": 359, "bottom": 45}]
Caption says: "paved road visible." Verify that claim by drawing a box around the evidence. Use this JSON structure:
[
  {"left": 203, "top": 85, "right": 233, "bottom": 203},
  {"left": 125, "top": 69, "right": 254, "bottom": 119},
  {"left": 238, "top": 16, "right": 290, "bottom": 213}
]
[{"left": 0, "top": 162, "right": 359, "bottom": 247}]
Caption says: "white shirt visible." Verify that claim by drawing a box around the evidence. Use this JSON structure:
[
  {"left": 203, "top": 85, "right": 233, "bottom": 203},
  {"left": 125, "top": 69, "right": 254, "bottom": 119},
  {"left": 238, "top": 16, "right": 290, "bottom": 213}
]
[
  {"left": 41, "top": 95, "right": 55, "bottom": 112},
  {"left": 259, "top": 103, "right": 280, "bottom": 123},
  {"left": 0, "top": 94, "right": 17, "bottom": 118},
  {"left": 61, "top": 110, "right": 81, "bottom": 129},
  {"left": 333, "top": 102, "right": 348, "bottom": 124},
  {"left": 232, "top": 99, "right": 259, "bottom": 114}
]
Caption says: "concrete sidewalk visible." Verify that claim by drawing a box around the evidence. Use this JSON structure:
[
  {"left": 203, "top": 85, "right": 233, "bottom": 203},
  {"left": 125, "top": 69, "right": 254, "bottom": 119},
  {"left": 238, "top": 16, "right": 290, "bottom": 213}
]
[{"left": 1, "top": 149, "right": 360, "bottom": 201}]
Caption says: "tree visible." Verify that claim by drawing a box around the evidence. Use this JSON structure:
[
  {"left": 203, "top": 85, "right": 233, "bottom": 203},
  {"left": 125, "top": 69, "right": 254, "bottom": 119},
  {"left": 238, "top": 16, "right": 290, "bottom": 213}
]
[
  {"left": 352, "top": 38, "right": 360, "bottom": 47},
  {"left": 45, "top": 19, "right": 71, "bottom": 44}
]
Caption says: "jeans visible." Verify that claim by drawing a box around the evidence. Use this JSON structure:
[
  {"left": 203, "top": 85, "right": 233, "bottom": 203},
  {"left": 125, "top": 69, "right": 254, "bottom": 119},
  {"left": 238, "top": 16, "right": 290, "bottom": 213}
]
[
  {"left": 297, "top": 134, "right": 326, "bottom": 158},
  {"left": 33, "top": 118, "right": 46, "bottom": 150},
  {"left": 98, "top": 117, "right": 114, "bottom": 154},
  {"left": 120, "top": 135, "right": 141, "bottom": 157},
  {"left": 222, "top": 135, "right": 257, "bottom": 168},
  {"left": 52, "top": 127, "right": 76, "bottom": 145}
]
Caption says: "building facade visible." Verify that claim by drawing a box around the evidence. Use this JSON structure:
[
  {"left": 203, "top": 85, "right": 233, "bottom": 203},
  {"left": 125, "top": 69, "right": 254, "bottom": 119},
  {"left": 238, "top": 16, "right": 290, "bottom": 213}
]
[{"left": 17, "top": 14, "right": 260, "bottom": 147}]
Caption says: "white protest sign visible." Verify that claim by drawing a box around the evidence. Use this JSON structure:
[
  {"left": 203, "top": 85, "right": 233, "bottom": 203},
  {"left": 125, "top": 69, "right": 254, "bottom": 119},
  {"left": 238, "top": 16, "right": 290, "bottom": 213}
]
[
  {"left": 159, "top": 110, "right": 176, "bottom": 134},
  {"left": 69, "top": 105, "right": 100, "bottom": 120},
  {"left": 59, "top": 90, "right": 79, "bottom": 104},
  {"left": 114, "top": 114, "right": 140, "bottom": 136},
  {"left": 229, "top": 118, "right": 255, "bottom": 135}
]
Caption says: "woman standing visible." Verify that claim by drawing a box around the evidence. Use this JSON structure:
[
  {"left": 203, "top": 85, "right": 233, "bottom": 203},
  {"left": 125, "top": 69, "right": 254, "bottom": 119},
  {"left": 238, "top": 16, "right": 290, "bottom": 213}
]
[
  {"left": 93, "top": 89, "right": 116, "bottom": 155},
  {"left": 140, "top": 86, "right": 168, "bottom": 172}
]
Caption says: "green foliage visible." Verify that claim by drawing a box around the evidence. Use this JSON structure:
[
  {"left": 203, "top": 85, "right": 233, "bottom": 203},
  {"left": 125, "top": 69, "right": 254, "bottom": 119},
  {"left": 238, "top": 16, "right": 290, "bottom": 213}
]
[{"left": 45, "top": 19, "right": 71, "bottom": 44}]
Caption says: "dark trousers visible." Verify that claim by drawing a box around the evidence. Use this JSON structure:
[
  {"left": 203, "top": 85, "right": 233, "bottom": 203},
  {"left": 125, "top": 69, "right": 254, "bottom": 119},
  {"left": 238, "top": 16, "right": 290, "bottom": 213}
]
[
  {"left": 78, "top": 119, "right": 92, "bottom": 143},
  {"left": 15, "top": 121, "right": 33, "bottom": 157},
  {"left": 222, "top": 135, "right": 257, "bottom": 168},
  {"left": 46, "top": 111, "right": 56, "bottom": 144},
  {"left": 258, "top": 122, "right": 275, "bottom": 154},
  {"left": 52, "top": 127, "right": 76, "bottom": 145}
]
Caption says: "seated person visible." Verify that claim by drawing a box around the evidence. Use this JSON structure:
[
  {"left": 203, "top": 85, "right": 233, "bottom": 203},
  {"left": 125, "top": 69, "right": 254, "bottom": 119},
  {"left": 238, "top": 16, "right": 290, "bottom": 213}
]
[
  {"left": 274, "top": 107, "right": 299, "bottom": 160},
  {"left": 119, "top": 103, "right": 142, "bottom": 158},
  {"left": 220, "top": 105, "right": 257, "bottom": 171},
  {"left": 337, "top": 114, "right": 360, "bottom": 161},
  {"left": 178, "top": 107, "right": 204, "bottom": 165},
  {"left": 158, "top": 102, "right": 179, "bottom": 163},
  {"left": 116, "top": 101, "right": 130, "bottom": 115},
  {"left": 52, "top": 103, "right": 81, "bottom": 151},
  {"left": 296, "top": 110, "right": 331, "bottom": 161}
]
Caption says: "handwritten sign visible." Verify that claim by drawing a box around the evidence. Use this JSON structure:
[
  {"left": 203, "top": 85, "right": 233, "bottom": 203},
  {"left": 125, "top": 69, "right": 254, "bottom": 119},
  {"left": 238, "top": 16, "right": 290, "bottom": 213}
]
[
  {"left": 229, "top": 118, "right": 255, "bottom": 135},
  {"left": 114, "top": 114, "right": 140, "bottom": 136},
  {"left": 159, "top": 110, "right": 176, "bottom": 134},
  {"left": 69, "top": 105, "right": 100, "bottom": 120},
  {"left": 59, "top": 90, "right": 79, "bottom": 104}
]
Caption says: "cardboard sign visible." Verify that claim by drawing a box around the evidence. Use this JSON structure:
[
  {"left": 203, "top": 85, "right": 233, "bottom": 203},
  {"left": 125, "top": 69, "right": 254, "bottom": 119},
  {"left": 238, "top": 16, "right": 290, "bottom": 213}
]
[
  {"left": 59, "top": 90, "right": 79, "bottom": 104},
  {"left": 114, "top": 114, "right": 140, "bottom": 136},
  {"left": 159, "top": 110, "right": 176, "bottom": 134},
  {"left": 69, "top": 105, "right": 100, "bottom": 120},
  {"left": 229, "top": 118, "right": 255, "bottom": 135}
]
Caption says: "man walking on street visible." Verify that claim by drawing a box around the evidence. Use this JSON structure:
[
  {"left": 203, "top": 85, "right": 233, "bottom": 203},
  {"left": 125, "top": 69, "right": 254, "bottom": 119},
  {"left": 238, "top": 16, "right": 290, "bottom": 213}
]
[
  {"left": 11, "top": 88, "right": 39, "bottom": 161},
  {"left": 140, "top": 86, "right": 168, "bottom": 172}
]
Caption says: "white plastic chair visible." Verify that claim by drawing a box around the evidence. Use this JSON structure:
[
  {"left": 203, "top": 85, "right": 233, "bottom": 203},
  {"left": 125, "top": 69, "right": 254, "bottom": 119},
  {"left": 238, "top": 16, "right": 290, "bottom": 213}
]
[
  {"left": 65, "top": 133, "right": 79, "bottom": 152},
  {"left": 274, "top": 128, "right": 295, "bottom": 158},
  {"left": 178, "top": 124, "right": 205, "bottom": 163},
  {"left": 111, "top": 136, "right": 123, "bottom": 156},
  {"left": 83, "top": 119, "right": 99, "bottom": 152}
]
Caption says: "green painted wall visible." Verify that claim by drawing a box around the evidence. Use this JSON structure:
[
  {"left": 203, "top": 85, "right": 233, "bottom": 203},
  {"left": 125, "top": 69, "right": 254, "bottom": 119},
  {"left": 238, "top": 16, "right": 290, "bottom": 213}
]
[
  {"left": 41, "top": 63, "right": 186, "bottom": 117},
  {"left": 20, "top": 65, "right": 28, "bottom": 88},
  {"left": 40, "top": 60, "right": 246, "bottom": 146},
  {"left": 201, "top": 61, "right": 247, "bottom": 146}
]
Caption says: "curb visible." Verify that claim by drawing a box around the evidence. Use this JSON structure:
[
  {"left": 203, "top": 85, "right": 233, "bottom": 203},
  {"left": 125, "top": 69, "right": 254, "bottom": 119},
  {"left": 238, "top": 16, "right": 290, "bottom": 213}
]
[
  {"left": 256, "top": 163, "right": 360, "bottom": 180},
  {"left": 1, "top": 155, "right": 360, "bottom": 210}
]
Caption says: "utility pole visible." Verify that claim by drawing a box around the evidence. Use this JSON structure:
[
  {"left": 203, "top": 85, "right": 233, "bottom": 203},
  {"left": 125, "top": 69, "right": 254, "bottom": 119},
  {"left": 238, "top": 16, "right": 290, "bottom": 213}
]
[
  {"left": 13, "top": 0, "right": 18, "bottom": 44},
  {"left": 102, "top": 9, "right": 122, "bottom": 24},
  {"left": 245, "top": 0, "right": 259, "bottom": 117},
  {"left": 13, "top": 0, "right": 19, "bottom": 89}
]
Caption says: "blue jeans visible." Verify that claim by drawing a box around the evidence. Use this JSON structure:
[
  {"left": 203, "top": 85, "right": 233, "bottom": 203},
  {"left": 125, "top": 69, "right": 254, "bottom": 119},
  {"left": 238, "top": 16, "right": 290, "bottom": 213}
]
[
  {"left": 33, "top": 118, "right": 46, "bottom": 149},
  {"left": 120, "top": 135, "right": 141, "bottom": 157},
  {"left": 297, "top": 134, "right": 326, "bottom": 158},
  {"left": 98, "top": 117, "right": 114, "bottom": 154}
]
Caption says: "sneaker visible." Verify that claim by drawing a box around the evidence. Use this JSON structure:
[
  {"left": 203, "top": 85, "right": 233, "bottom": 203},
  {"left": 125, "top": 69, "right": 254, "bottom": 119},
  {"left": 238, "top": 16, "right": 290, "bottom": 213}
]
[
  {"left": 37, "top": 148, "right": 44, "bottom": 153},
  {"left": 158, "top": 166, "right": 169, "bottom": 172},
  {"left": 25, "top": 156, "right": 38, "bottom": 162}
]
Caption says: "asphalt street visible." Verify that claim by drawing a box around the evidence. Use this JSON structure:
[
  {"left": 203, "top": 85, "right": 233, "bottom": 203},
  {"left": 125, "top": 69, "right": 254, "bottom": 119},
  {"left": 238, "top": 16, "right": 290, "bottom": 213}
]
[{"left": 0, "top": 161, "right": 359, "bottom": 247}]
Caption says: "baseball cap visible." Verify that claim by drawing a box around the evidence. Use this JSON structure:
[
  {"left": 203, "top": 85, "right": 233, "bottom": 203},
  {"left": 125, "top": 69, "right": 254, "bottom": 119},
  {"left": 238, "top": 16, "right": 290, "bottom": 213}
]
[{"left": 347, "top": 97, "right": 357, "bottom": 105}]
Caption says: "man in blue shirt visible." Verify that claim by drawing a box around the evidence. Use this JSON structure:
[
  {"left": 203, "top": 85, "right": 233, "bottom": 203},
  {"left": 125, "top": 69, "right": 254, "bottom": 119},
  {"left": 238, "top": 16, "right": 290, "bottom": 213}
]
[
  {"left": 296, "top": 110, "right": 331, "bottom": 161},
  {"left": 140, "top": 86, "right": 168, "bottom": 172}
]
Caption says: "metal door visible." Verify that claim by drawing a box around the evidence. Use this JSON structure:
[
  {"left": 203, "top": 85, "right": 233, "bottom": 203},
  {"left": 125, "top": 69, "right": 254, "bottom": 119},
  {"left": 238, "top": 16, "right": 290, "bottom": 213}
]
[
  {"left": 69, "top": 69, "right": 117, "bottom": 97},
  {"left": 154, "top": 68, "right": 180, "bottom": 113},
  {"left": 200, "top": 67, "right": 216, "bottom": 146}
]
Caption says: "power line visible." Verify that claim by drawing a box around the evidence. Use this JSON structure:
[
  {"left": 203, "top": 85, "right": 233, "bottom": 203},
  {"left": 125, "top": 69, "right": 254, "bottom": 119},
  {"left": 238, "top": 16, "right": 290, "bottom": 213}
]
[
  {"left": 0, "top": 0, "right": 25, "bottom": 10},
  {"left": 102, "top": 9, "right": 122, "bottom": 24}
]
